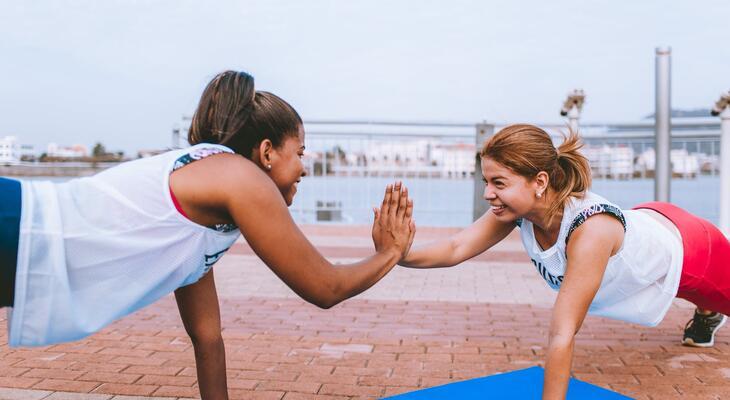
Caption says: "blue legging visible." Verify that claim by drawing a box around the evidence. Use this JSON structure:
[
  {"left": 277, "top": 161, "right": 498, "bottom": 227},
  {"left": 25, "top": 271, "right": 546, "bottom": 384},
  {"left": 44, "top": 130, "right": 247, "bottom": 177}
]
[{"left": 0, "top": 177, "right": 21, "bottom": 307}]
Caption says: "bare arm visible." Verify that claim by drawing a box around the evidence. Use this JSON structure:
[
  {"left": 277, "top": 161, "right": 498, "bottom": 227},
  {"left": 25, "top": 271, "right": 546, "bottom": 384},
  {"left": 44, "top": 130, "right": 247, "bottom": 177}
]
[
  {"left": 174, "top": 270, "right": 228, "bottom": 400},
  {"left": 399, "top": 209, "right": 515, "bottom": 268},
  {"left": 542, "top": 214, "right": 624, "bottom": 400},
  {"left": 178, "top": 154, "right": 414, "bottom": 309}
]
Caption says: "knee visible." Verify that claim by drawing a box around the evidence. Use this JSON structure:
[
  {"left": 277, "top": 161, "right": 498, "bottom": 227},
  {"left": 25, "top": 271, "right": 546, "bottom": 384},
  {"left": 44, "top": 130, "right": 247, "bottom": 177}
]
[{"left": 187, "top": 328, "right": 224, "bottom": 348}]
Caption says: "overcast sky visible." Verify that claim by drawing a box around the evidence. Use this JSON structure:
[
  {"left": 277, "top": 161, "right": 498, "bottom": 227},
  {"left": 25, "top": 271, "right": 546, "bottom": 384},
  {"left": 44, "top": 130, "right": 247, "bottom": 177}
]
[{"left": 1, "top": 1, "right": 728, "bottom": 154}]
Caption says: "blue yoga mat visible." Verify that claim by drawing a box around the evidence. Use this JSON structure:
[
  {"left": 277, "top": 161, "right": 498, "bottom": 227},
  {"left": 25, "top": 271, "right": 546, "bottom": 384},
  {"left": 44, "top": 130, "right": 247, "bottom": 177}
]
[{"left": 383, "top": 366, "right": 633, "bottom": 399}]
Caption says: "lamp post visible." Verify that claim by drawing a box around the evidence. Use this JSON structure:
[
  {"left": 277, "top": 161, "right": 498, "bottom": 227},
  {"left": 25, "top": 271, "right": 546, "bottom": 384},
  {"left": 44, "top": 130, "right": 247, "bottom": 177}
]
[
  {"left": 654, "top": 47, "right": 672, "bottom": 202},
  {"left": 473, "top": 122, "right": 495, "bottom": 221},
  {"left": 560, "top": 89, "right": 585, "bottom": 133},
  {"left": 711, "top": 91, "right": 730, "bottom": 236}
]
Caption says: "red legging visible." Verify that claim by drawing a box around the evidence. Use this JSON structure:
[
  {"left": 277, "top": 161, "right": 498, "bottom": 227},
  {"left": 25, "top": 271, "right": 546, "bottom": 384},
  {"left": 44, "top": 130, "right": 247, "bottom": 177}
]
[{"left": 633, "top": 202, "right": 730, "bottom": 315}]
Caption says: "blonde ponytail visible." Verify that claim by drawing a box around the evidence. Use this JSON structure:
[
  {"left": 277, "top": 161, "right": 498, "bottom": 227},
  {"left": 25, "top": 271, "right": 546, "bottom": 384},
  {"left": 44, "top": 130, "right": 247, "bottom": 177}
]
[{"left": 548, "top": 129, "right": 592, "bottom": 221}]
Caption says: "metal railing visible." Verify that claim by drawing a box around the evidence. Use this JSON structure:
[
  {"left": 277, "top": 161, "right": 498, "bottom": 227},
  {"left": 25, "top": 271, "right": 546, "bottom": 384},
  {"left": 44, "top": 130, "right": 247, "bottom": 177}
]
[
  {"left": 290, "top": 120, "right": 722, "bottom": 227},
  {"left": 291, "top": 127, "right": 476, "bottom": 226}
]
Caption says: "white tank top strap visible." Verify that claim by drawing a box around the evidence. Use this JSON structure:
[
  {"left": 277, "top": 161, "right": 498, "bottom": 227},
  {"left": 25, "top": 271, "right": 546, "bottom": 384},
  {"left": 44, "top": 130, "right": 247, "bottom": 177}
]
[
  {"left": 171, "top": 144, "right": 234, "bottom": 173},
  {"left": 564, "top": 202, "right": 627, "bottom": 244}
]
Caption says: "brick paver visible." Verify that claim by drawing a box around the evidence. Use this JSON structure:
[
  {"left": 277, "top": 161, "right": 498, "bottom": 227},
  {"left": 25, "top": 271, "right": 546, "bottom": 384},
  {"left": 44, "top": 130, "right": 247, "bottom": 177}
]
[{"left": 0, "top": 225, "right": 726, "bottom": 399}]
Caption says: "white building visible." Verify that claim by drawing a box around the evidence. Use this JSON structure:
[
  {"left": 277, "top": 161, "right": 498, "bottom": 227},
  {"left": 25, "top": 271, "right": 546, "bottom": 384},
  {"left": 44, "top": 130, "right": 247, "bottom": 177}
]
[
  {"left": 0, "top": 136, "right": 19, "bottom": 163},
  {"left": 361, "top": 140, "right": 475, "bottom": 177},
  {"left": 47, "top": 143, "right": 89, "bottom": 158}
]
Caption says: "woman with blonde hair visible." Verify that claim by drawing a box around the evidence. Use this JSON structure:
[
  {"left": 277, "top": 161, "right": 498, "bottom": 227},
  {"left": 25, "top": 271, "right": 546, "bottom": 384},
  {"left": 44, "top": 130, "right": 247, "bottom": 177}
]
[{"left": 400, "top": 124, "right": 729, "bottom": 399}]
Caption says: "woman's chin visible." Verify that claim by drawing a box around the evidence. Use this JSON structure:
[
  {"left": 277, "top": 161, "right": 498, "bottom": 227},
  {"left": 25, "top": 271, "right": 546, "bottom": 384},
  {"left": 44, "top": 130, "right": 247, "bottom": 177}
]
[{"left": 285, "top": 192, "right": 296, "bottom": 207}]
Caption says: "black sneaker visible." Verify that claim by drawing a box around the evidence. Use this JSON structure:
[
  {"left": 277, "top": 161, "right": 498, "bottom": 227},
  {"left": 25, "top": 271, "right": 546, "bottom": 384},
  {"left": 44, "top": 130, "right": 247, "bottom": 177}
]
[{"left": 682, "top": 310, "right": 727, "bottom": 348}]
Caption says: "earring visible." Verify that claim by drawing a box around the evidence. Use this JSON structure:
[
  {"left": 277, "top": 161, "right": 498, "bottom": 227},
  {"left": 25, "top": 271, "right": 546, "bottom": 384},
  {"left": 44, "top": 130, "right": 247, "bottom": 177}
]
[
  {"left": 266, "top": 164, "right": 272, "bottom": 170},
  {"left": 536, "top": 191, "right": 542, "bottom": 199}
]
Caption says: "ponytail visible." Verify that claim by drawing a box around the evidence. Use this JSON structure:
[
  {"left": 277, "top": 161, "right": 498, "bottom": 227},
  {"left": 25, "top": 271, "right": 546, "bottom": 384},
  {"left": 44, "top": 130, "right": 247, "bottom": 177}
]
[
  {"left": 188, "top": 70, "right": 302, "bottom": 158},
  {"left": 189, "top": 70, "right": 256, "bottom": 148},
  {"left": 548, "top": 129, "right": 592, "bottom": 222}
]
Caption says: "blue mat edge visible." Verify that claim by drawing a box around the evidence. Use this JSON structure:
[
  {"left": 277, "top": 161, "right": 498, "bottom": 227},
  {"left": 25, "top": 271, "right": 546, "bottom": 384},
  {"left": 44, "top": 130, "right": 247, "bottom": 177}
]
[{"left": 381, "top": 366, "right": 634, "bottom": 399}]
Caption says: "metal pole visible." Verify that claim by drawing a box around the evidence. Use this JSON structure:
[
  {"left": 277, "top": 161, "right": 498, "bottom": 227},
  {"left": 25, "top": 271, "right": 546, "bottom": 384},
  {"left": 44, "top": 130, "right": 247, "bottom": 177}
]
[
  {"left": 171, "top": 127, "right": 180, "bottom": 149},
  {"left": 719, "top": 107, "right": 730, "bottom": 236},
  {"left": 654, "top": 47, "right": 672, "bottom": 202},
  {"left": 473, "top": 123, "right": 495, "bottom": 221},
  {"left": 567, "top": 105, "right": 580, "bottom": 133}
]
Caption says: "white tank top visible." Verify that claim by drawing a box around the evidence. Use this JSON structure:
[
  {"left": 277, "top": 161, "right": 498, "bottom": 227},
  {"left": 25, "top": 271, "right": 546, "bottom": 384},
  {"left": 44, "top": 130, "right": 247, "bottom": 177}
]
[
  {"left": 518, "top": 191, "right": 683, "bottom": 326},
  {"left": 9, "top": 144, "right": 241, "bottom": 346}
]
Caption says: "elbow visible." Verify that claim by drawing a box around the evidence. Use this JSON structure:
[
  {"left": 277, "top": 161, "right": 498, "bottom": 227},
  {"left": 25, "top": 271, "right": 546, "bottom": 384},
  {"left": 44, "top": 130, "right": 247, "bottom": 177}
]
[
  {"left": 312, "top": 298, "right": 337, "bottom": 309},
  {"left": 308, "top": 290, "right": 340, "bottom": 309},
  {"left": 307, "top": 278, "right": 343, "bottom": 310}
]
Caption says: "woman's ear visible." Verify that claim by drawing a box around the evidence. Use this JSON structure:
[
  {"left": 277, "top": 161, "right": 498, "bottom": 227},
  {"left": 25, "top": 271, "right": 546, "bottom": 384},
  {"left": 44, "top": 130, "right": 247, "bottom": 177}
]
[
  {"left": 534, "top": 171, "right": 550, "bottom": 193},
  {"left": 257, "top": 139, "right": 274, "bottom": 169}
]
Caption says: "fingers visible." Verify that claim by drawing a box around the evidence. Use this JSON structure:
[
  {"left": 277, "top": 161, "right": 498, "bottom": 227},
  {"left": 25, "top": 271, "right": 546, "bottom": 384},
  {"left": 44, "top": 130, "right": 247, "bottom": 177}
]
[
  {"left": 403, "top": 219, "right": 416, "bottom": 259},
  {"left": 401, "top": 197, "right": 413, "bottom": 223},
  {"left": 381, "top": 183, "right": 393, "bottom": 217},
  {"left": 395, "top": 186, "right": 409, "bottom": 221},
  {"left": 373, "top": 207, "right": 380, "bottom": 222},
  {"left": 408, "top": 219, "right": 416, "bottom": 246},
  {"left": 388, "top": 181, "right": 401, "bottom": 218}
]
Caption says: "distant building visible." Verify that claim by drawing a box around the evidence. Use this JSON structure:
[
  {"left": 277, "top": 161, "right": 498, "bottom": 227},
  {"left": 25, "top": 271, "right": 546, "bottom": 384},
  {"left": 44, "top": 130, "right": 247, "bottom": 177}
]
[
  {"left": 47, "top": 143, "right": 89, "bottom": 158},
  {"left": 0, "top": 136, "right": 19, "bottom": 163},
  {"left": 539, "top": 109, "right": 721, "bottom": 179},
  {"left": 137, "top": 149, "right": 168, "bottom": 158}
]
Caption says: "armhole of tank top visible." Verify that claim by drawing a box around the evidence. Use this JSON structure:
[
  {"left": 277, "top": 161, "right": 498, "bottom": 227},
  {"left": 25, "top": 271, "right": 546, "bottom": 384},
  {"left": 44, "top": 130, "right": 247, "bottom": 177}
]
[
  {"left": 564, "top": 204, "right": 626, "bottom": 245},
  {"left": 169, "top": 145, "right": 238, "bottom": 233}
]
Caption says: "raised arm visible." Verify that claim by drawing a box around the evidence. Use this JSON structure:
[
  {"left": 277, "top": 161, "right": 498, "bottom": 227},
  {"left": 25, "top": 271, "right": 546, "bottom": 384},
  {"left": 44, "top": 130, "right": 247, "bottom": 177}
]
[
  {"left": 208, "top": 155, "right": 413, "bottom": 309},
  {"left": 399, "top": 209, "right": 515, "bottom": 269},
  {"left": 542, "top": 214, "right": 624, "bottom": 400}
]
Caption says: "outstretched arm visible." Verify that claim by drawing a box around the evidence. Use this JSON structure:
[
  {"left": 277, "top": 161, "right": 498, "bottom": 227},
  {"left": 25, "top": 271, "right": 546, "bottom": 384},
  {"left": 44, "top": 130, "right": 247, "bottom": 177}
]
[
  {"left": 175, "top": 270, "right": 228, "bottom": 400},
  {"left": 214, "top": 156, "right": 414, "bottom": 309},
  {"left": 399, "top": 209, "right": 515, "bottom": 269},
  {"left": 542, "top": 214, "right": 623, "bottom": 400}
]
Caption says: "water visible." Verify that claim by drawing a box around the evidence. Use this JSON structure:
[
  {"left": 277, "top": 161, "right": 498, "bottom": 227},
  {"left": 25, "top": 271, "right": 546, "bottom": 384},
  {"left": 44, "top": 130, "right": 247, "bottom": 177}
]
[
  {"left": 7, "top": 175, "right": 722, "bottom": 227},
  {"left": 291, "top": 176, "right": 721, "bottom": 227}
]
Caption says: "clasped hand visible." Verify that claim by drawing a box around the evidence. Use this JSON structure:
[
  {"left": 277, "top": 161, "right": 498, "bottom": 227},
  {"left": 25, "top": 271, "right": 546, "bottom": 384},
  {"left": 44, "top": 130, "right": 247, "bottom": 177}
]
[{"left": 372, "top": 181, "right": 416, "bottom": 260}]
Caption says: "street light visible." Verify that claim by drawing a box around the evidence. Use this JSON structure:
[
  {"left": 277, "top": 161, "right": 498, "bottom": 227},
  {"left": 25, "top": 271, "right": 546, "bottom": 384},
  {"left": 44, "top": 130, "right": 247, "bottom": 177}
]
[
  {"left": 711, "top": 91, "right": 730, "bottom": 117},
  {"left": 711, "top": 90, "right": 730, "bottom": 236},
  {"left": 560, "top": 89, "right": 585, "bottom": 133}
]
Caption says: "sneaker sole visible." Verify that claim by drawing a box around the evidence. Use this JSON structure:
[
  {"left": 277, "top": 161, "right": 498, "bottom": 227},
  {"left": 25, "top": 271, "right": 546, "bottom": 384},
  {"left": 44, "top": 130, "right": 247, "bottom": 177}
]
[{"left": 682, "top": 314, "right": 728, "bottom": 348}]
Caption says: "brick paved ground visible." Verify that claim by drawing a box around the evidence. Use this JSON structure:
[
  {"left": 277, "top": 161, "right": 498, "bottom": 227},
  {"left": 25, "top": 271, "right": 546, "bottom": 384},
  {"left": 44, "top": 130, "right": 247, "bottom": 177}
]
[{"left": 1, "top": 225, "right": 728, "bottom": 399}]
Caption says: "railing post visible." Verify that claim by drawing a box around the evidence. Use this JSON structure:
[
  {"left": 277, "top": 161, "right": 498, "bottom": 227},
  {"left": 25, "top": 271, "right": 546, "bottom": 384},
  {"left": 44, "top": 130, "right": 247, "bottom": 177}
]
[
  {"left": 712, "top": 92, "right": 730, "bottom": 236},
  {"left": 474, "top": 123, "right": 495, "bottom": 221},
  {"left": 567, "top": 106, "right": 580, "bottom": 133},
  {"left": 655, "top": 47, "right": 672, "bottom": 202},
  {"left": 171, "top": 125, "right": 181, "bottom": 149}
]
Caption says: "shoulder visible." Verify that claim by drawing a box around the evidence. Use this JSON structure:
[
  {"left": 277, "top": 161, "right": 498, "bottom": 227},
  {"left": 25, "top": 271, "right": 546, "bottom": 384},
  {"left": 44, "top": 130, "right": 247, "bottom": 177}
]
[
  {"left": 566, "top": 213, "right": 625, "bottom": 257},
  {"left": 172, "top": 152, "right": 280, "bottom": 207},
  {"left": 179, "top": 152, "right": 259, "bottom": 179}
]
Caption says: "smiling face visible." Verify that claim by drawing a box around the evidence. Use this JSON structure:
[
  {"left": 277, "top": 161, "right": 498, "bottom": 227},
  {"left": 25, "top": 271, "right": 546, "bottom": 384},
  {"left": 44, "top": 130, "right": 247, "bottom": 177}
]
[
  {"left": 480, "top": 156, "right": 545, "bottom": 222},
  {"left": 265, "top": 125, "right": 306, "bottom": 206}
]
